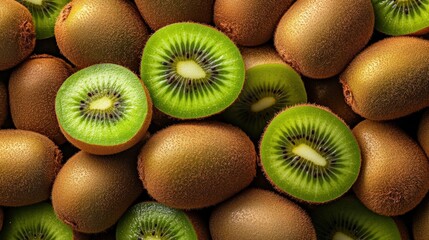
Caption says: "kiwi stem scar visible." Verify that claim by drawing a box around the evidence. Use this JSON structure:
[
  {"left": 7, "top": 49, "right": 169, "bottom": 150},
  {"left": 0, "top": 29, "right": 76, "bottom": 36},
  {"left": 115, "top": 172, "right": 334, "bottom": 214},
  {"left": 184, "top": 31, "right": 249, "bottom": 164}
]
[
  {"left": 25, "top": 0, "right": 44, "bottom": 5},
  {"left": 176, "top": 60, "right": 207, "bottom": 79},
  {"left": 89, "top": 96, "right": 113, "bottom": 110},
  {"left": 251, "top": 96, "right": 276, "bottom": 112},
  {"left": 292, "top": 143, "right": 328, "bottom": 167},
  {"left": 332, "top": 231, "right": 354, "bottom": 240}
]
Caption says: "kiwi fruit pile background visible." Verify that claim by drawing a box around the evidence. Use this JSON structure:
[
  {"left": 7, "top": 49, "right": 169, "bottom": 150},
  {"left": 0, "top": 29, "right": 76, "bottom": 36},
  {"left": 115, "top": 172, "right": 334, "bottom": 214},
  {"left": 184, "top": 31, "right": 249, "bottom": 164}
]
[{"left": 0, "top": 0, "right": 429, "bottom": 239}]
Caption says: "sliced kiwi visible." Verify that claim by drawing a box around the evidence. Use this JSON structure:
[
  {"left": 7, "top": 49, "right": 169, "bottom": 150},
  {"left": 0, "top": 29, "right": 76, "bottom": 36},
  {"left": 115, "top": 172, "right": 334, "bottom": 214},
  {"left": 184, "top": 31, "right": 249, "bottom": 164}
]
[
  {"left": 311, "top": 196, "right": 402, "bottom": 240},
  {"left": 0, "top": 202, "right": 73, "bottom": 240},
  {"left": 17, "top": 0, "right": 70, "bottom": 39},
  {"left": 116, "top": 202, "right": 202, "bottom": 240},
  {"left": 222, "top": 46, "right": 307, "bottom": 141},
  {"left": 372, "top": 0, "right": 429, "bottom": 35},
  {"left": 259, "top": 104, "right": 361, "bottom": 203},
  {"left": 0, "top": 80, "right": 8, "bottom": 128},
  {"left": 140, "top": 22, "right": 245, "bottom": 119},
  {"left": 55, "top": 63, "right": 152, "bottom": 155}
]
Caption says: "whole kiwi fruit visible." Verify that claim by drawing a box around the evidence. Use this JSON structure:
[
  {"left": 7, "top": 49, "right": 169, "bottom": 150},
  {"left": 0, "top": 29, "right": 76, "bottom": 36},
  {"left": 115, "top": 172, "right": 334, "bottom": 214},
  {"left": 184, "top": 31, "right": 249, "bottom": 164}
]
[
  {"left": 0, "top": 0, "right": 36, "bottom": 71},
  {"left": 0, "top": 80, "right": 7, "bottom": 128},
  {"left": 52, "top": 146, "right": 144, "bottom": 233},
  {"left": 214, "top": 0, "right": 294, "bottom": 46},
  {"left": 0, "top": 129, "right": 62, "bottom": 206},
  {"left": 341, "top": 36, "right": 429, "bottom": 120},
  {"left": 274, "top": 0, "right": 374, "bottom": 79},
  {"left": 210, "top": 188, "right": 316, "bottom": 240},
  {"left": 55, "top": 0, "right": 150, "bottom": 72},
  {"left": 134, "top": 0, "right": 214, "bottom": 31},
  {"left": 9, "top": 54, "right": 74, "bottom": 145},
  {"left": 352, "top": 120, "right": 429, "bottom": 216},
  {"left": 138, "top": 121, "right": 257, "bottom": 209}
]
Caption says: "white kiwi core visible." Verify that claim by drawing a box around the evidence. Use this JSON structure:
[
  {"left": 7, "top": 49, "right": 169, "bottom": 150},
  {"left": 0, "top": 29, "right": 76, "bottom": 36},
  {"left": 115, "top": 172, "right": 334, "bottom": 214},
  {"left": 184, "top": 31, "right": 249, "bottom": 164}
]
[
  {"left": 25, "top": 0, "right": 44, "bottom": 5},
  {"left": 251, "top": 96, "right": 276, "bottom": 112},
  {"left": 292, "top": 143, "right": 328, "bottom": 167},
  {"left": 176, "top": 60, "right": 206, "bottom": 79},
  {"left": 333, "top": 232, "right": 354, "bottom": 240},
  {"left": 89, "top": 97, "right": 113, "bottom": 110}
]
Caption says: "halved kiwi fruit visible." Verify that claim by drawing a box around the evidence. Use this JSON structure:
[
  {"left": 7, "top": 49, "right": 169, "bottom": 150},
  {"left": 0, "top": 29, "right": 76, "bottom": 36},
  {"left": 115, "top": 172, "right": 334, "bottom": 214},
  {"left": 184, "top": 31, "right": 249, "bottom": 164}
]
[
  {"left": 222, "top": 46, "right": 307, "bottom": 141},
  {"left": 311, "top": 196, "right": 402, "bottom": 240},
  {"left": 259, "top": 104, "right": 361, "bottom": 203},
  {"left": 372, "top": 0, "right": 429, "bottom": 35},
  {"left": 140, "top": 22, "right": 245, "bottom": 119},
  {"left": 116, "top": 202, "right": 207, "bottom": 240},
  {"left": 16, "top": 0, "right": 70, "bottom": 39},
  {"left": 55, "top": 63, "right": 152, "bottom": 155},
  {"left": 0, "top": 202, "right": 73, "bottom": 240}
]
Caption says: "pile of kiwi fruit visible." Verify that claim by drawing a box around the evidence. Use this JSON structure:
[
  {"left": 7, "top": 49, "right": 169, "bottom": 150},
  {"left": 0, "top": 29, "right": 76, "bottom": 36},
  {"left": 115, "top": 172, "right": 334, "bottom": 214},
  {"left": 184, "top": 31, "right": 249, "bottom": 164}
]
[{"left": 1, "top": 0, "right": 429, "bottom": 239}]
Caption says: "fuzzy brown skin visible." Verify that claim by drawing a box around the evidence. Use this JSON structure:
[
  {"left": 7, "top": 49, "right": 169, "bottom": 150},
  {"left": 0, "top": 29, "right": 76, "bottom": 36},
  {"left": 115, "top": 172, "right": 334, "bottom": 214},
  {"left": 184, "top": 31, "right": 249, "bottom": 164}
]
[
  {"left": 135, "top": 0, "right": 213, "bottom": 31},
  {"left": 352, "top": 120, "right": 429, "bottom": 216},
  {"left": 214, "top": 0, "right": 293, "bottom": 46},
  {"left": 274, "top": 0, "right": 374, "bottom": 79},
  {"left": 0, "top": 80, "right": 7, "bottom": 128},
  {"left": 0, "top": 129, "right": 62, "bottom": 206},
  {"left": 0, "top": 0, "right": 36, "bottom": 71},
  {"left": 413, "top": 196, "right": 429, "bottom": 240},
  {"left": 341, "top": 37, "right": 429, "bottom": 121},
  {"left": 55, "top": 0, "right": 149, "bottom": 72},
  {"left": 210, "top": 188, "right": 316, "bottom": 240},
  {"left": 9, "top": 55, "right": 74, "bottom": 145},
  {"left": 185, "top": 211, "right": 210, "bottom": 240},
  {"left": 240, "top": 45, "right": 286, "bottom": 69},
  {"left": 138, "top": 122, "right": 257, "bottom": 209},
  {"left": 52, "top": 149, "right": 143, "bottom": 234},
  {"left": 418, "top": 109, "right": 429, "bottom": 157}
]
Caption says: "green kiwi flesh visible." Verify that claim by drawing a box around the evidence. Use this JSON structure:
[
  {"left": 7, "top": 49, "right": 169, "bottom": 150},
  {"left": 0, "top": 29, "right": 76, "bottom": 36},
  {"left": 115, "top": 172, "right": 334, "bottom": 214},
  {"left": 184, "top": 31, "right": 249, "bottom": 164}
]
[
  {"left": 52, "top": 149, "right": 143, "bottom": 234},
  {"left": 352, "top": 120, "right": 429, "bottom": 216},
  {"left": 138, "top": 121, "right": 256, "bottom": 209},
  {"left": 0, "top": 202, "right": 72, "bottom": 240},
  {"left": 116, "top": 202, "right": 199, "bottom": 240},
  {"left": 372, "top": 0, "right": 429, "bottom": 35},
  {"left": 0, "top": 0, "right": 36, "bottom": 71},
  {"left": 17, "top": 0, "right": 70, "bottom": 39},
  {"left": 260, "top": 104, "right": 361, "bottom": 203},
  {"left": 413, "top": 196, "right": 429, "bottom": 240},
  {"left": 0, "top": 80, "right": 7, "bottom": 128},
  {"left": 341, "top": 36, "right": 429, "bottom": 120},
  {"left": 55, "top": 63, "right": 152, "bottom": 155},
  {"left": 134, "top": 0, "right": 214, "bottom": 31},
  {"left": 311, "top": 196, "right": 402, "bottom": 240},
  {"left": 140, "top": 22, "right": 245, "bottom": 119},
  {"left": 9, "top": 54, "right": 74, "bottom": 145},
  {"left": 0, "top": 129, "right": 61, "bottom": 206},
  {"left": 222, "top": 46, "right": 307, "bottom": 141},
  {"left": 274, "top": 0, "right": 374, "bottom": 79},
  {"left": 210, "top": 188, "right": 317, "bottom": 240}
]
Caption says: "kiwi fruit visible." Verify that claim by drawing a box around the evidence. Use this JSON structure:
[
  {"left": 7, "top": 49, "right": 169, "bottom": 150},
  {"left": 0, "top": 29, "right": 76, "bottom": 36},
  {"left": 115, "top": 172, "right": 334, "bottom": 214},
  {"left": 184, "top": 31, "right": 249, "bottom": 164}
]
[
  {"left": 116, "top": 202, "right": 208, "bottom": 240},
  {"left": 372, "top": 0, "right": 429, "bottom": 35},
  {"left": 221, "top": 46, "right": 306, "bottom": 141},
  {"left": 9, "top": 54, "right": 74, "bottom": 145},
  {"left": 311, "top": 196, "right": 402, "bottom": 240},
  {"left": 259, "top": 104, "right": 361, "bottom": 203},
  {"left": 417, "top": 108, "right": 429, "bottom": 156},
  {"left": 138, "top": 121, "right": 257, "bottom": 209},
  {"left": 140, "top": 22, "right": 245, "bottom": 119},
  {"left": 134, "top": 0, "right": 214, "bottom": 31},
  {"left": 0, "top": 202, "right": 73, "bottom": 240},
  {"left": 52, "top": 147, "right": 144, "bottom": 233},
  {"left": 16, "top": 0, "right": 70, "bottom": 39},
  {"left": 341, "top": 36, "right": 429, "bottom": 121},
  {"left": 0, "top": 129, "right": 61, "bottom": 206},
  {"left": 0, "top": 80, "right": 7, "bottom": 128},
  {"left": 274, "top": 0, "right": 374, "bottom": 79},
  {"left": 55, "top": 0, "right": 150, "bottom": 72},
  {"left": 413, "top": 195, "right": 429, "bottom": 240},
  {"left": 210, "top": 188, "right": 317, "bottom": 240},
  {"left": 304, "top": 76, "right": 362, "bottom": 127},
  {"left": 214, "top": 0, "right": 294, "bottom": 46},
  {"left": 55, "top": 63, "right": 152, "bottom": 155},
  {"left": 0, "top": 0, "right": 36, "bottom": 71},
  {"left": 352, "top": 120, "right": 429, "bottom": 216}
]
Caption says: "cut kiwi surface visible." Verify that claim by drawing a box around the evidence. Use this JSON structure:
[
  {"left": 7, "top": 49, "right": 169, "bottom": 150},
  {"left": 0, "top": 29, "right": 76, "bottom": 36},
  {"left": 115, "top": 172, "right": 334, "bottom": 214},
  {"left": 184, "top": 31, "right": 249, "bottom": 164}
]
[
  {"left": 311, "top": 196, "right": 402, "bottom": 240},
  {"left": 55, "top": 63, "right": 152, "bottom": 155},
  {"left": 0, "top": 202, "right": 73, "bottom": 240},
  {"left": 140, "top": 22, "right": 245, "bottom": 119},
  {"left": 260, "top": 104, "right": 361, "bottom": 203},
  {"left": 372, "top": 0, "right": 429, "bottom": 35}
]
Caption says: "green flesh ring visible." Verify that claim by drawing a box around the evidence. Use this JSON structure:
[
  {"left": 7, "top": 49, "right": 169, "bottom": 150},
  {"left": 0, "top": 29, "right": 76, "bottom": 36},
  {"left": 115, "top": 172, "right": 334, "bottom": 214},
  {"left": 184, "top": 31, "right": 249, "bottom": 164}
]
[
  {"left": 140, "top": 22, "right": 245, "bottom": 119},
  {"left": 260, "top": 105, "right": 361, "bottom": 203},
  {"left": 55, "top": 63, "right": 149, "bottom": 146}
]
